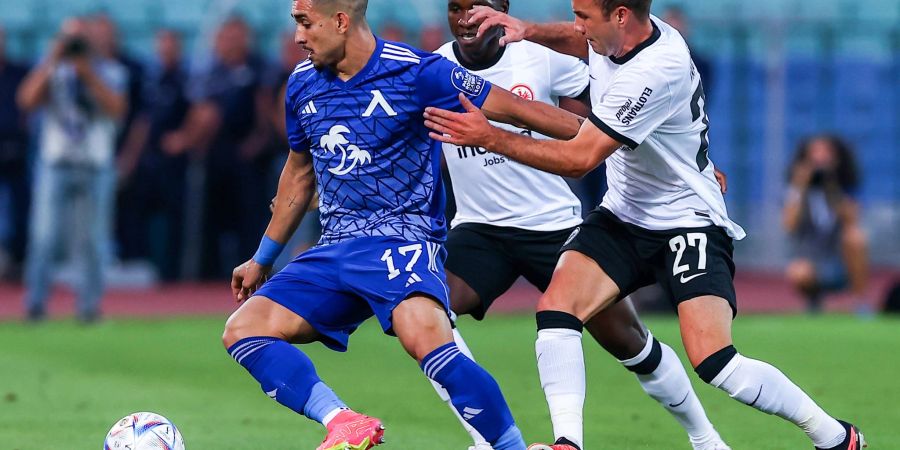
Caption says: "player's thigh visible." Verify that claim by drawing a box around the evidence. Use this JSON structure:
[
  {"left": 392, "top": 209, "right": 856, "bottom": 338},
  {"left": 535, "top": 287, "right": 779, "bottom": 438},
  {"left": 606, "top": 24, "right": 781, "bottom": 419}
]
[
  {"left": 515, "top": 227, "right": 575, "bottom": 292},
  {"left": 392, "top": 295, "right": 454, "bottom": 361},
  {"left": 677, "top": 295, "right": 734, "bottom": 368},
  {"left": 345, "top": 237, "right": 455, "bottom": 359},
  {"left": 584, "top": 297, "right": 649, "bottom": 360},
  {"left": 538, "top": 250, "right": 621, "bottom": 322},
  {"left": 539, "top": 210, "right": 650, "bottom": 322},
  {"left": 658, "top": 226, "right": 738, "bottom": 316},
  {"left": 445, "top": 225, "right": 519, "bottom": 319},
  {"left": 227, "top": 245, "right": 374, "bottom": 352},
  {"left": 223, "top": 295, "right": 320, "bottom": 348}
]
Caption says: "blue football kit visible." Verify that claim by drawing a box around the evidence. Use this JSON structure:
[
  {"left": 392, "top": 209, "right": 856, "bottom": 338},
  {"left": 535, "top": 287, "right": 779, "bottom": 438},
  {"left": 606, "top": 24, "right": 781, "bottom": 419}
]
[{"left": 254, "top": 38, "right": 493, "bottom": 352}]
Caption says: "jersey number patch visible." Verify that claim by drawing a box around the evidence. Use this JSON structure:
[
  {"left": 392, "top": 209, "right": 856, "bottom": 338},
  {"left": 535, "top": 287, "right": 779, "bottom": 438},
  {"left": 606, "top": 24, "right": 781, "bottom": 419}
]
[
  {"left": 690, "top": 72, "right": 710, "bottom": 172},
  {"left": 669, "top": 233, "right": 708, "bottom": 284}
]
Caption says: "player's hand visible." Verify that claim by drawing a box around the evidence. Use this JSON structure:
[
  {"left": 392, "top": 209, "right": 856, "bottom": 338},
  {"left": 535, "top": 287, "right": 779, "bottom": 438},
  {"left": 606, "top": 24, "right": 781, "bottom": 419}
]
[
  {"left": 231, "top": 259, "right": 271, "bottom": 303},
  {"left": 790, "top": 162, "right": 813, "bottom": 189},
  {"left": 714, "top": 168, "right": 728, "bottom": 194},
  {"left": 424, "top": 94, "right": 494, "bottom": 148},
  {"left": 469, "top": 5, "right": 527, "bottom": 46}
]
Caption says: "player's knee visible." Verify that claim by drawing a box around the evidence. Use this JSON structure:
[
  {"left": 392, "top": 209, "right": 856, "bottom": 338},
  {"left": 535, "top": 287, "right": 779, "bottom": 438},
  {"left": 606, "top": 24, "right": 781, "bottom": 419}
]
[
  {"left": 842, "top": 226, "right": 867, "bottom": 250},
  {"left": 785, "top": 260, "right": 816, "bottom": 289},
  {"left": 536, "top": 291, "right": 577, "bottom": 317},
  {"left": 693, "top": 345, "right": 738, "bottom": 384},
  {"left": 222, "top": 309, "right": 257, "bottom": 350}
]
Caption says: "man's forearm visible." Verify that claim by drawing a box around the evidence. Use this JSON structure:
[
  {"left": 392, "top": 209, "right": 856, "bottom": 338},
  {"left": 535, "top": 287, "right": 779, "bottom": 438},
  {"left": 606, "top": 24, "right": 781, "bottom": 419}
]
[
  {"left": 484, "top": 89, "right": 583, "bottom": 140},
  {"left": 82, "top": 71, "right": 127, "bottom": 119},
  {"left": 264, "top": 157, "right": 316, "bottom": 244},
  {"left": 483, "top": 127, "right": 593, "bottom": 178},
  {"left": 525, "top": 22, "right": 588, "bottom": 58},
  {"left": 16, "top": 64, "right": 54, "bottom": 111}
]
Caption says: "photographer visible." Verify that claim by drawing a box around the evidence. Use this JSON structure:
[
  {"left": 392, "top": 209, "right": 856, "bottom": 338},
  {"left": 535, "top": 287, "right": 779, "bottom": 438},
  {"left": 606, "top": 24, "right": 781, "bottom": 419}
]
[
  {"left": 16, "top": 18, "right": 127, "bottom": 323},
  {"left": 783, "top": 134, "right": 869, "bottom": 314}
]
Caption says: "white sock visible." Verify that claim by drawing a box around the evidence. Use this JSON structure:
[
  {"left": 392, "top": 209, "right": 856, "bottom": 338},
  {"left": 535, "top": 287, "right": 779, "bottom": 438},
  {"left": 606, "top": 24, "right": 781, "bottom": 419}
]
[
  {"left": 536, "top": 328, "right": 585, "bottom": 449},
  {"left": 710, "top": 353, "right": 845, "bottom": 448},
  {"left": 620, "top": 335, "right": 723, "bottom": 447},
  {"left": 428, "top": 327, "right": 490, "bottom": 448}
]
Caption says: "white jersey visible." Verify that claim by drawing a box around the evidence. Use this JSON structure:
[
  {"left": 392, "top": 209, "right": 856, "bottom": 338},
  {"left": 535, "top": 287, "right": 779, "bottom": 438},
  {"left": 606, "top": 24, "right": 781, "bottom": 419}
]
[
  {"left": 436, "top": 40, "right": 586, "bottom": 231},
  {"left": 588, "top": 16, "right": 746, "bottom": 240}
]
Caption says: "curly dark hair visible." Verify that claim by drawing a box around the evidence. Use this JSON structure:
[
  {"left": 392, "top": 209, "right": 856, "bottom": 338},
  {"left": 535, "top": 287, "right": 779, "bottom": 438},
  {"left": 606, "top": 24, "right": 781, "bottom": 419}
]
[{"left": 788, "top": 134, "right": 860, "bottom": 191}]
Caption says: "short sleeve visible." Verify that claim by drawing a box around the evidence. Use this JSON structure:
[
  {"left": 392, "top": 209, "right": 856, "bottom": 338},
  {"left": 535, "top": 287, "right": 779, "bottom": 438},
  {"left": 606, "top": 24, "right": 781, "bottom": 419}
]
[
  {"left": 416, "top": 54, "right": 493, "bottom": 112},
  {"left": 547, "top": 50, "right": 589, "bottom": 99},
  {"left": 284, "top": 85, "right": 308, "bottom": 151},
  {"left": 589, "top": 65, "right": 672, "bottom": 149}
]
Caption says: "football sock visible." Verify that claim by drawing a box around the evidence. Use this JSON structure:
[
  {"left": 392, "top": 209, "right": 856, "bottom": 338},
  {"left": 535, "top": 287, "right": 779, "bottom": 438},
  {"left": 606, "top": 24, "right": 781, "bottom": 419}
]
[
  {"left": 428, "top": 328, "right": 491, "bottom": 447},
  {"left": 696, "top": 346, "right": 846, "bottom": 448},
  {"left": 535, "top": 311, "right": 585, "bottom": 450},
  {"left": 228, "top": 337, "right": 346, "bottom": 425},
  {"left": 620, "top": 333, "right": 723, "bottom": 447},
  {"left": 422, "top": 342, "right": 524, "bottom": 450}
]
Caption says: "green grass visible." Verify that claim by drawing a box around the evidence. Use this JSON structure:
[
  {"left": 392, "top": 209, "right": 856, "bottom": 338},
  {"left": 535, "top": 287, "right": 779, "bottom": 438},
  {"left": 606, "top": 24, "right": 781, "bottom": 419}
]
[{"left": 0, "top": 314, "right": 897, "bottom": 449}]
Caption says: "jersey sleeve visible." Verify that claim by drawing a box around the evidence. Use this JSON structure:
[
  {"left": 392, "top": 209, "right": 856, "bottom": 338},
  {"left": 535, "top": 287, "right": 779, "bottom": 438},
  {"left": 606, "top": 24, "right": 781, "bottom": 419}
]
[
  {"left": 589, "top": 64, "right": 673, "bottom": 149},
  {"left": 416, "top": 54, "right": 493, "bottom": 112},
  {"left": 284, "top": 80, "right": 308, "bottom": 152},
  {"left": 547, "top": 50, "right": 589, "bottom": 99}
]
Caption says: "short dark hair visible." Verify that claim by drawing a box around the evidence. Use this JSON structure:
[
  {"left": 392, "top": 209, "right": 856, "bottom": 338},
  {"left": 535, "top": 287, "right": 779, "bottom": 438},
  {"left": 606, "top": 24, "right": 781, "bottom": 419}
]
[
  {"left": 314, "top": 0, "right": 369, "bottom": 17},
  {"left": 596, "top": 0, "right": 652, "bottom": 19}
]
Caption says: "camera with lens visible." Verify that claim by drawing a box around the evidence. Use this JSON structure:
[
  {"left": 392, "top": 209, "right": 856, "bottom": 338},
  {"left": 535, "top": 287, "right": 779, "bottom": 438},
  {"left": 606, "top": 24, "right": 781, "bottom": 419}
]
[{"left": 60, "top": 36, "right": 90, "bottom": 58}]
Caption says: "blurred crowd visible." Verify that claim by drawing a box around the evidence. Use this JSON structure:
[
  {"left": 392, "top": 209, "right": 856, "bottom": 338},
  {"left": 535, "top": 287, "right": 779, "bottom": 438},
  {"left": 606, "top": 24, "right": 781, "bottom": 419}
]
[{"left": 0, "top": 11, "right": 881, "bottom": 321}]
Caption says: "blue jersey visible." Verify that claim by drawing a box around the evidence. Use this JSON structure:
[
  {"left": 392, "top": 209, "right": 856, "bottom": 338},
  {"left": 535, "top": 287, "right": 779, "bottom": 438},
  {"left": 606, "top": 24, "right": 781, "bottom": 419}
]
[{"left": 285, "top": 38, "right": 493, "bottom": 245}]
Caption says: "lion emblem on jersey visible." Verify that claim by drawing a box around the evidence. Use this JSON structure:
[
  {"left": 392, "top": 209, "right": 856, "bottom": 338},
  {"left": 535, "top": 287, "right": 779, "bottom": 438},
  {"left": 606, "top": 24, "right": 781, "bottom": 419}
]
[
  {"left": 320, "top": 125, "right": 372, "bottom": 175},
  {"left": 510, "top": 84, "right": 535, "bottom": 101}
]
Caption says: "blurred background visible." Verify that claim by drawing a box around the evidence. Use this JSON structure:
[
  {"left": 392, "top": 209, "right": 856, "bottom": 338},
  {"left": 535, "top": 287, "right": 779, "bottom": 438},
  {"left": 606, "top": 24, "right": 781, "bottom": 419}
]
[{"left": 0, "top": 0, "right": 898, "bottom": 320}]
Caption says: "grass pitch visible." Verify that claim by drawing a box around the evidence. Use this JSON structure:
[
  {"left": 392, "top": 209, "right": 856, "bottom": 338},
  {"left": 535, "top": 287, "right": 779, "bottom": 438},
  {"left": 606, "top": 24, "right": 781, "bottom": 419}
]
[{"left": 0, "top": 314, "right": 896, "bottom": 449}]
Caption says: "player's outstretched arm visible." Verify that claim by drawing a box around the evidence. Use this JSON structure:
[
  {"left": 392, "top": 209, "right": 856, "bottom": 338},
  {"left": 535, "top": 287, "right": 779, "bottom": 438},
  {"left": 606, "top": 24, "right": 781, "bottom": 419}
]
[
  {"left": 425, "top": 94, "right": 620, "bottom": 178},
  {"left": 469, "top": 5, "right": 587, "bottom": 58},
  {"left": 481, "top": 88, "right": 584, "bottom": 141},
  {"left": 232, "top": 149, "right": 315, "bottom": 302}
]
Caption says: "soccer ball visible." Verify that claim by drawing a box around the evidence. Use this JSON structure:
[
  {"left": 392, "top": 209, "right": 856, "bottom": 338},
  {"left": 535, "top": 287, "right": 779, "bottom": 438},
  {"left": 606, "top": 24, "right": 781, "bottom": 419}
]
[{"left": 104, "top": 412, "right": 185, "bottom": 450}]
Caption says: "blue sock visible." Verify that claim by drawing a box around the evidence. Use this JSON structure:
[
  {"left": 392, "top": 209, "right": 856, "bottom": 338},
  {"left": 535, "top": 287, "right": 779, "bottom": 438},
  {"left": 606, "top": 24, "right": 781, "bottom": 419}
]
[
  {"left": 422, "top": 343, "right": 525, "bottom": 450},
  {"left": 228, "top": 337, "right": 346, "bottom": 424}
]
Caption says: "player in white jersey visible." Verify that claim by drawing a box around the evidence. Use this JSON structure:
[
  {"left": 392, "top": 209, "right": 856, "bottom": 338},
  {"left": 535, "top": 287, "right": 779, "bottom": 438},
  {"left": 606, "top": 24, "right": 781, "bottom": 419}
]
[
  {"left": 428, "top": 1, "right": 729, "bottom": 450},
  {"left": 424, "top": 1, "right": 866, "bottom": 450}
]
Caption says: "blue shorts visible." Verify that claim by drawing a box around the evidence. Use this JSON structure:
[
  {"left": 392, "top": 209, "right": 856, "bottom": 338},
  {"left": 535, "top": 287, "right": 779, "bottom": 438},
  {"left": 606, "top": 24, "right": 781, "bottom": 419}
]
[{"left": 255, "top": 236, "right": 450, "bottom": 352}]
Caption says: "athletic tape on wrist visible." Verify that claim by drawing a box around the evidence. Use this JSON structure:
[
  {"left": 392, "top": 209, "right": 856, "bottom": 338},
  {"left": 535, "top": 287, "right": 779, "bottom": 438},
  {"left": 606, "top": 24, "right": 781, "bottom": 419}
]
[{"left": 252, "top": 236, "right": 285, "bottom": 266}]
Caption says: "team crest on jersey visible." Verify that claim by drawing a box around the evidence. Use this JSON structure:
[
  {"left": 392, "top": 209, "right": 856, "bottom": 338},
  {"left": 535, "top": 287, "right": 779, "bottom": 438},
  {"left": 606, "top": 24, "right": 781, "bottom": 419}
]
[
  {"left": 320, "top": 125, "right": 372, "bottom": 175},
  {"left": 451, "top": 67, "right": 486, "bottom": 96},
  {"left": 510, "top": 84, "right": 534, "bottom": 101}
]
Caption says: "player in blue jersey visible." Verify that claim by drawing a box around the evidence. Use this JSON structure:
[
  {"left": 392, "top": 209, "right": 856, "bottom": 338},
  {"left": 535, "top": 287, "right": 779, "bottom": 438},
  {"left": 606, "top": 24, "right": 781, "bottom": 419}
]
[{"left": 220, "top": 1, "right": 583, "bottom": 449}]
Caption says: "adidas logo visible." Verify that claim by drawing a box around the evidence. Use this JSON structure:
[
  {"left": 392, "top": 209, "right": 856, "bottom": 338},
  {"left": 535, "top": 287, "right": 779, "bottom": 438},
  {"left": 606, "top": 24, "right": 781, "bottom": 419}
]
[
  {"left": 462, "top": 407, "right": 483, "bottom": 421},
  {"left": 405, "top": 273, "right": 422, "bottom": 287},
  {"left": 302, "top": 101, "right": 318, "bottom": 115}
]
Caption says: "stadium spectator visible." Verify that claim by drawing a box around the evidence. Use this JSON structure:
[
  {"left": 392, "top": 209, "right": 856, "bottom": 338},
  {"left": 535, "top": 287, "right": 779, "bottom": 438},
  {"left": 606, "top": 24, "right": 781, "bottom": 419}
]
[
  {"left": 17, "top": 18, "right": 127, "bottom": 322},
  {"left": 783, "top": 134, "right": 869, "bottom": 314},
  {"left": 115, "top": 30, "right": 190, "bottom": 281},
  {"left": 163, "top": 17, "right": 273, "bottom": 278},
  {"left": 0, "top": 26, "right": 30, "bottom": 278}
]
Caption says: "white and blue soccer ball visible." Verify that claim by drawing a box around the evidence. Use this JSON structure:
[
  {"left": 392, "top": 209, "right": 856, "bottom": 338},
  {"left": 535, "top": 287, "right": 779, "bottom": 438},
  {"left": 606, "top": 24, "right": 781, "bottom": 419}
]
[{"left": 104, "top": 412, "right": 185, "bottom": 450}]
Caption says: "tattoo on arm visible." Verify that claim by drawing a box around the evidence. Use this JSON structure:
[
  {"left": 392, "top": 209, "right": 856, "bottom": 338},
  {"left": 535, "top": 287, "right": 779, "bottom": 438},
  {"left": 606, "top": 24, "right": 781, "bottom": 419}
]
[{"left": 288, "top": 196, "right": 297, "bottom": 208}]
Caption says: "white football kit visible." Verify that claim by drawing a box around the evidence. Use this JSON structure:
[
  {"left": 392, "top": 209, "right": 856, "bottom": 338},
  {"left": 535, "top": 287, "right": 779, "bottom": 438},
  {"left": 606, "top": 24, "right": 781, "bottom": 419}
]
[
  {"left": 436, "top": 40, "right": 587, "bottom": 232},
  {"left": 588, "top": 16, "right": 746, "bottom": 240}
]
